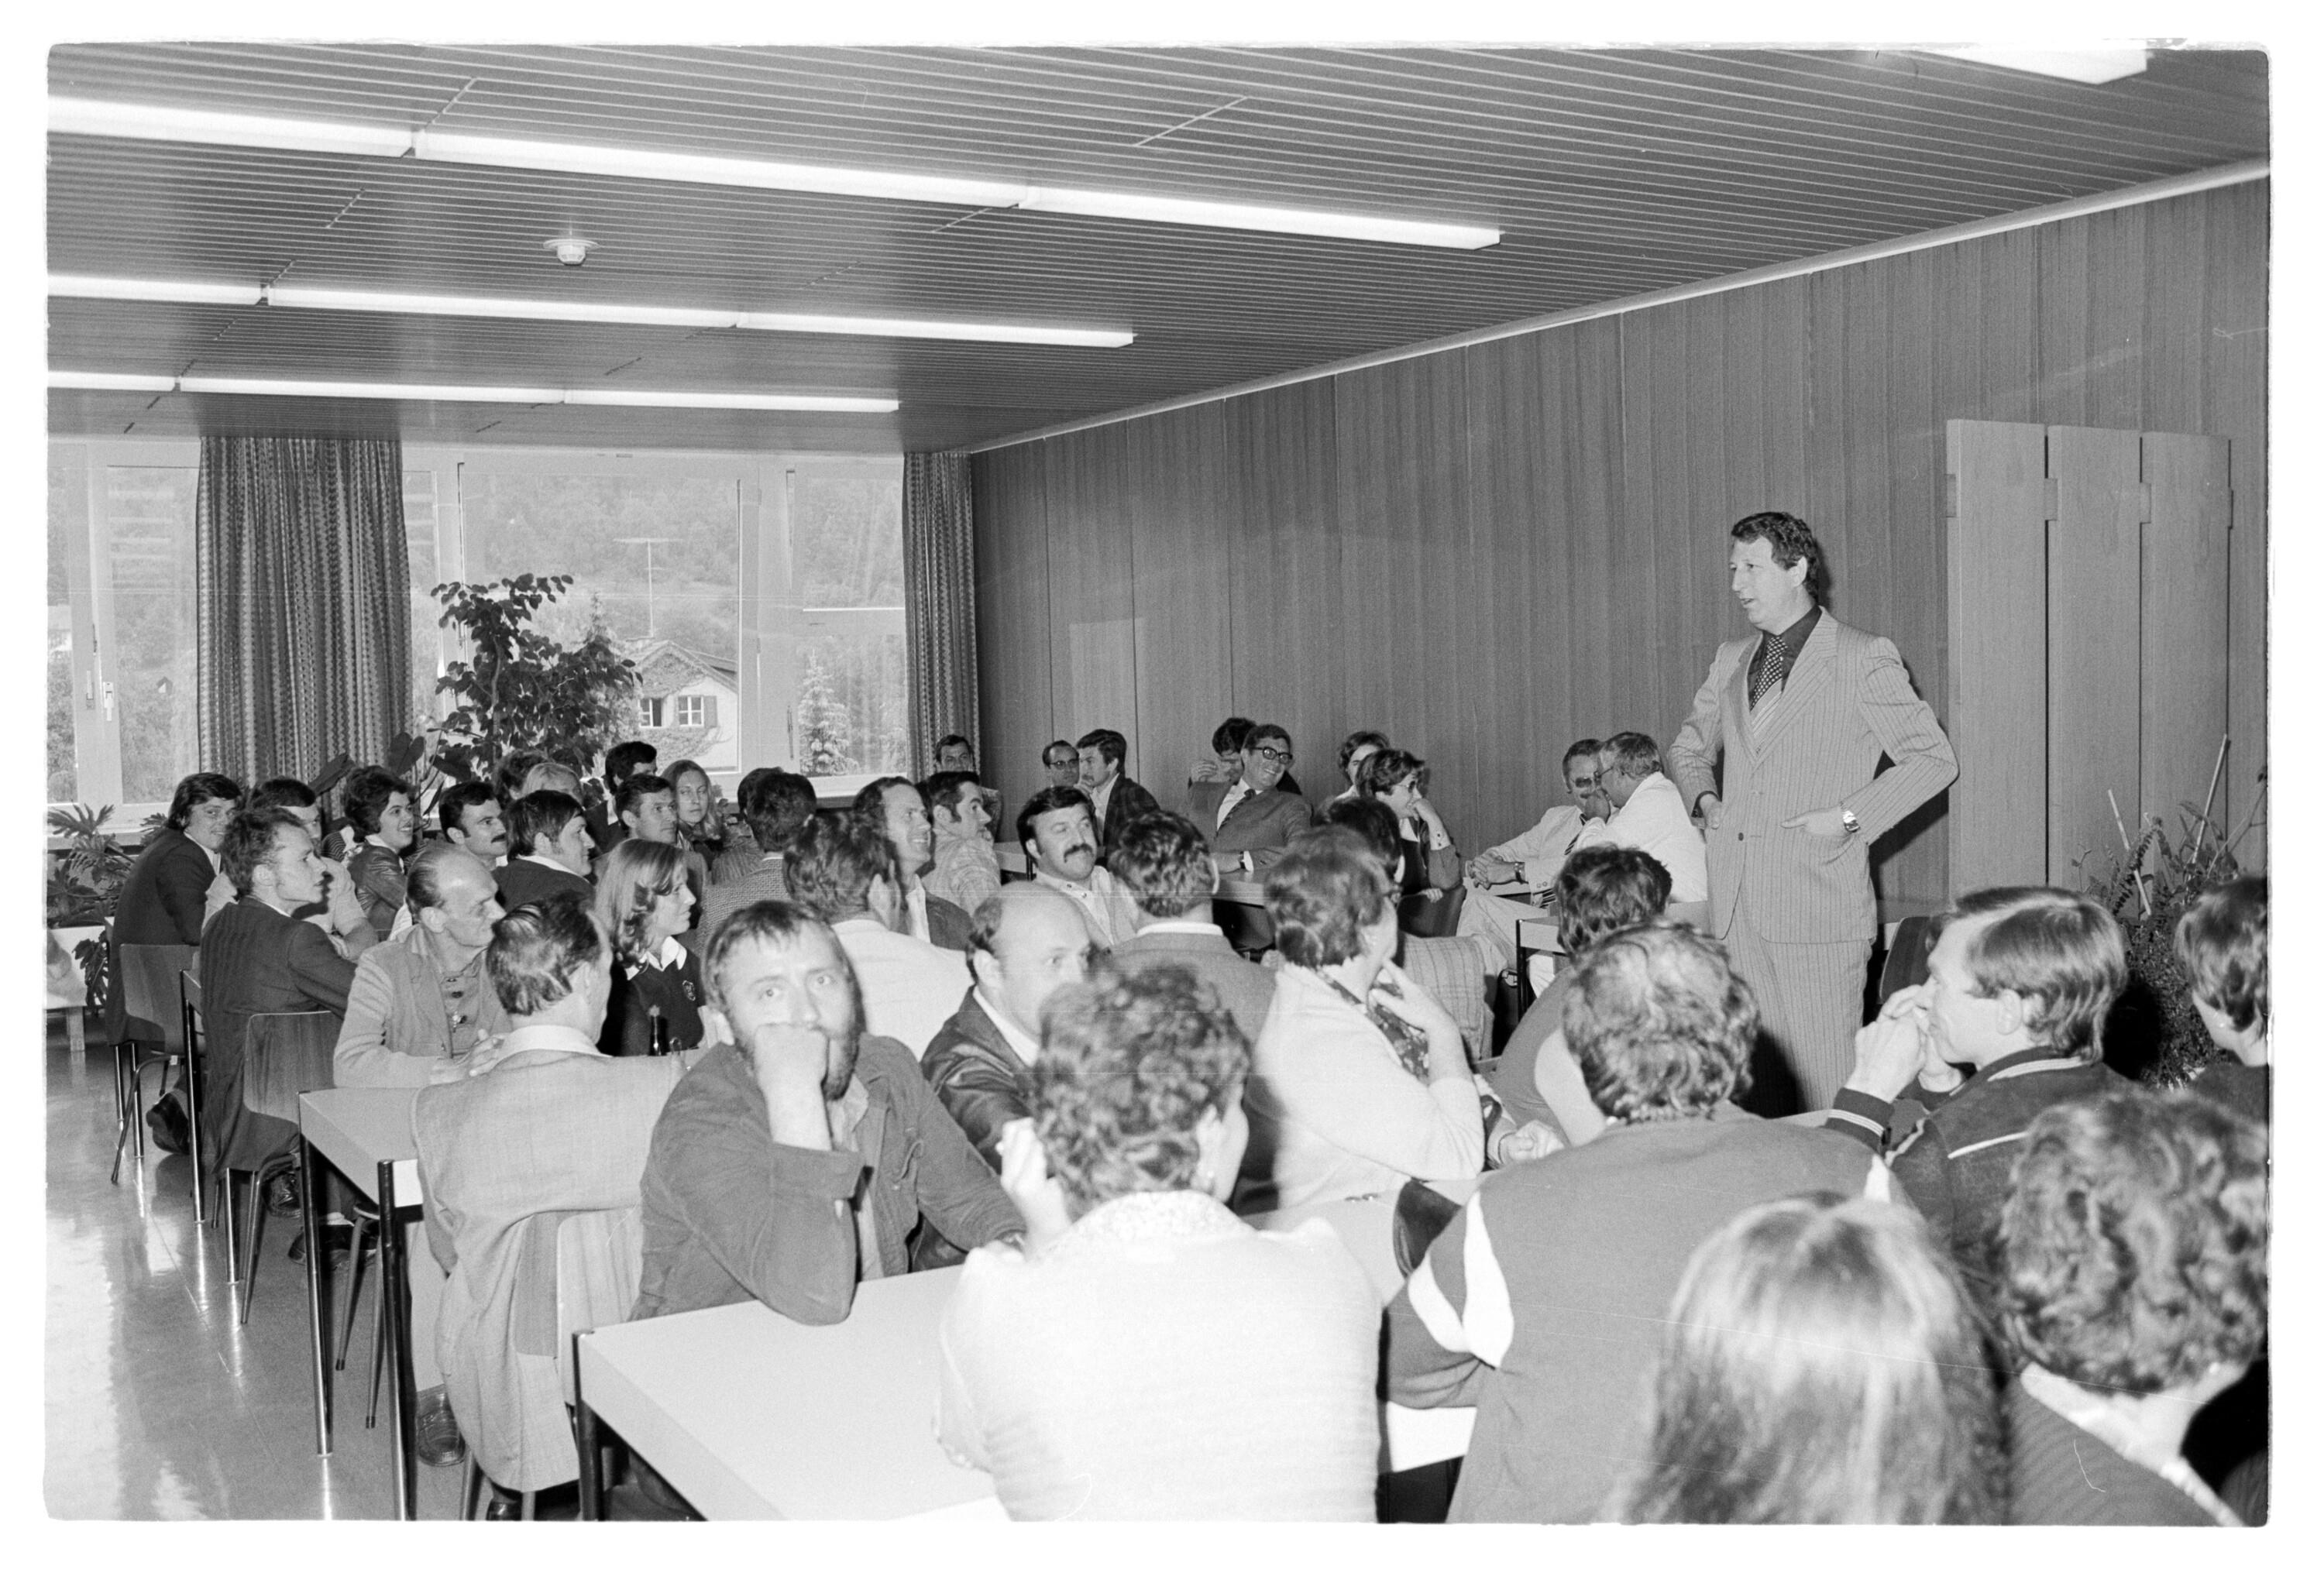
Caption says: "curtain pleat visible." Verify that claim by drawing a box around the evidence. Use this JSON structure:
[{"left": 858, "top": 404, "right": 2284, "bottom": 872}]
[
  {"left": 197, "top": 436, "right": 411, "bottom": 784},
  {"left": 901, "top": 451, "right": 981, "bottom": 778}
]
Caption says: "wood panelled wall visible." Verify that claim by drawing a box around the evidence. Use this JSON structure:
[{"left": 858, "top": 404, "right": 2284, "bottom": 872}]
[{"left": 971, "top": 182, "right": 2267, "bottom": 909}]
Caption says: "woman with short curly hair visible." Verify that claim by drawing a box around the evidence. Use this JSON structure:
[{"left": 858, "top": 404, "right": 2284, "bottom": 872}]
[
  {"left": 1999, "top": 1088, "right": 2268, "bottom": 1525},
  {"left": 590, "top": 838, "right": 704, "bottom": 1056},
  {"left": 935, "top": 962, "right": 1380, "bottom": 1519}
]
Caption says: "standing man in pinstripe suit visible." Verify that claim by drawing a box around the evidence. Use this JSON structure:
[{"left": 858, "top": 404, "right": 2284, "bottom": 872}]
[{"left": 1667, "top": 511, "right": 1957, "bottom": 1112}]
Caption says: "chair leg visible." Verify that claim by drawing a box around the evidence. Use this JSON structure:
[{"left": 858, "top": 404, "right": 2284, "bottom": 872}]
[
  {"left": 221, "top": 1167, "right": 243, "bottom": 1295},
  {"left": 366, "top": 1278, "right": 387, "bottom": 1430},
  {"left": 109, "top": 1045, "right": 137, "bottom": 1185},
  {"left": 238, "top": 1166, "right": 273, "bottom": 1325},
  {"left": 462, "top": 1454, "right": 485, "bottom": 1520},
  {"left": 520, "top": 1490, "right": 535, "bottom": 1521},
  {"left": 335, "top": 1217, "right": 373, "bottom": 1371}
]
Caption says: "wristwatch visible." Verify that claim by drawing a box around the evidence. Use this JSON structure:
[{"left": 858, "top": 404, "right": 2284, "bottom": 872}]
[{"left": 1840, "top": 808, "right": 1861, "bottom": 836}]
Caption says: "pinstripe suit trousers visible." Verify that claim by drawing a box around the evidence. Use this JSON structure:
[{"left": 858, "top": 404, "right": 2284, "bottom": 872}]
[{"left": 1723, "top": 891, "right": 1869, "bottom": 1114}]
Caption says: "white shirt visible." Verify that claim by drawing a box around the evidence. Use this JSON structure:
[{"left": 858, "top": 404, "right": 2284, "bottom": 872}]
[
  {"left": 830, "top": 917, "right": 973, "bottom": 1059},
  {"left": 1088, "top": 774, "right": 1117, "bottom": 831},
  {"left": 1215, "top": 779, "right": 1257, "bottom": 829},
  {"left": 971, "top": 987, "right": 1042, "bottom": 1066},
  {"left": 1031, "top": 864, "right": 1142, "bottom": 949},
  {"left": 1483, "top": 803, "right": 1604, "bottom": 884},
  {"left": 904, "top": 877, "right": 933, "bottom": 944},
  {"left": 1572, "top": 771, "right": 1709, "bottom": 905}
]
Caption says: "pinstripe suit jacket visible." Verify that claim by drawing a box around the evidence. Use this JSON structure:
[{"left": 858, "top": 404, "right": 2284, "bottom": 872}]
[{"left": 1667, "top": 610, "right": 1955, "bottom": 944}]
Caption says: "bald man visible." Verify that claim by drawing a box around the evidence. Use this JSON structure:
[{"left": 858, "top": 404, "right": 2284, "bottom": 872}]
[
  {"left": 335, "top": 845, "right": 513, "bottom": 1090},
  {"left": 922, "top": 888, "right": 1095, "bottom": 1172}
]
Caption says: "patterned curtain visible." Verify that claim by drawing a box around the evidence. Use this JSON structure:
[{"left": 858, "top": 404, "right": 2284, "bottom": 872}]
[
  {"left": 197, "top": 436, "right": 411, "bottom": 784},
  {"left": 901, "top": 451, "right": 981, "bottom": 777}
]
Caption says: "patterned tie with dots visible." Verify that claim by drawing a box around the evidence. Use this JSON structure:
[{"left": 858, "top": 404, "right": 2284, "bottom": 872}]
[{"left": 1750, "top": 633, "right": 1789, "bottom": 709}]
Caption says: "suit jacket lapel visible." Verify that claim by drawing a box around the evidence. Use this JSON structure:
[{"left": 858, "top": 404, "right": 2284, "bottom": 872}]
[
  {"left": 1724, "top": 640, "right": 1761, "bottom": 759},
  {"left": 1752, "top": 615, "right": 1837, "bottom": 749}
]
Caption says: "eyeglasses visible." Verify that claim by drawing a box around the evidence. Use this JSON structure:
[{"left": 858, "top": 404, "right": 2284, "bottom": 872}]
[
  {"left": 1253, "top": 746, "right": 1294, "bottom": 765},
  {"left": 1043, "top": 756, "right": 1076, "bottom": 769}
]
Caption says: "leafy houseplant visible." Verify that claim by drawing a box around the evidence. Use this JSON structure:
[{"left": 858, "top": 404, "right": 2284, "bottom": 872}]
[
  {"left": 2079, "top": 753, "right": 2264, "bottom": 1089},
  {"left": 45, "top": 803, "right": 158, "bottom": 1010},
  {"left": 427, "top": 575, "right": 639, "bottom": 787}
]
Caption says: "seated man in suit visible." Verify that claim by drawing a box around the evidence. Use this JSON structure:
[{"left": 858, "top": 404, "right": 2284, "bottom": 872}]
[
  {"left": 784, "top": 810, "right": 972, "bottom": 1059},
  {"left": 496, "top": 789, "right": 596, "bottom": 912},
  {"left": 700, "top": 767, "right": 816, "bottom": 943},
  {"left": 1572, "top": 730, "right": 1709, "bottom": 914},
  {"left": 1040, "top": 740, "right": 1081, "bottom": 791},
  {"left": 1018, "top": 786, "right": 1142, "bottom": 948},
  {"left": 1465, "top": 738, "right": 1609, "bottom": 894},
  {"left": 632, "top": 899, "right": 1023, "bottom": 1323},
  {"left": 1106, "top": 811, "right": 1277, "bottom": 1048},
  {"left": 1074, "top": 727, "right": 1160, "bottom": 864},
  {"left": 1186, "top": 723, "right": 1312, "bottom": 877},
  {"left": 199, "top": 809, "right": 359, "bottom": 1201},
  {"left": 204, "top": 777, "right": 380, "bottom": 957},
  {"left": 851, "top": 776, "right": 973, "bottom": 949},
  {"left": 415, "top": 895, "right": 703, "bottom": 1512},
  {"left": 1824, "top": 885, "right": 2129, "bottom": 1309},
  {"left": 922, "top": 769, "right": 1002, "bottom": 916},
  {"left": 923, "top": 888, "right": 1095, "bottom": 1170},
  {"left": 335, "top": 844, "right": 510, "bottom": 1089}
]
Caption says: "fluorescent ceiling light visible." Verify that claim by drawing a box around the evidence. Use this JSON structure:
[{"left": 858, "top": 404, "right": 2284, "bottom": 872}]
[
  {"left": 1922, "top": 46, "right": 2150, "bottom": 84},
  {"left": 48, "top": 370, "right": 896, "bottom": 413},
  {"left": 50, "top": 95, "right": 1498, "bottom": 251},
  {"left": 48, "top": 274, "right": 1136, "bottom": 348}
]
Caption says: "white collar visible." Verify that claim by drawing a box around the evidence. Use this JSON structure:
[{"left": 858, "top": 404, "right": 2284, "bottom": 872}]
[
  {"left": 498, "top": 1023, "right": 607, "bottom": 1056},
  {"left": 639, "top": 935, "right": 687, "bottom": 971},
  {"left": 1033, "top": 867, "right": 1105, "bottom": 899},
  {"left": 971, "top": 987, "right": 1042, "bottom": 1064},
  {"left": 1136, "top": 919, "right": 1222, "bottom": 937}
]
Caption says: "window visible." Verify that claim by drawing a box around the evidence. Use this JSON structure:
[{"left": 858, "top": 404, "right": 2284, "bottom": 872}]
[
  {"left": 675, "top": 694, "right": 707, "bottom": 728},
  {"left": 640, "top": 697, "right": 665, "bottom": 729},
  {"left": 784, "top": 464, "right": 908, "bottom": 778}
]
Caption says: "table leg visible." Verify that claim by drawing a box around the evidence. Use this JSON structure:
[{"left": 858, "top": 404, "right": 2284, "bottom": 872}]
[
  {"left": 574, "top": 1335, "right": 603, "bottom": 1522},
  {"left": 377, "top": 1161, "right": 418, "bottom": 1520},
  {"left": 301, "top": 1135, "right": 332, "bottom": 1455}
]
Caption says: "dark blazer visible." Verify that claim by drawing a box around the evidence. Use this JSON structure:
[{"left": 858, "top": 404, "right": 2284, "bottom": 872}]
[
  {"left": 2006, "top": 1379, "right": 2223, "bottom": 1525},
  {"left": 600, "top": 947, "right": 707, "bottom": 1056},
  {"left": 1184, "top": 781, "right": 1312, "bottom": 874},
  {"left": 200, "top": 898, "right": 356, "bottom": 1171},
  {"left": 115, "top": 826, "right": 214, "bottom": 947},
  {"left": 1092, "top": 774, "right": 1161, "bottom": 862},
  {"left": 1108, "top": 925, "right": 1277, "bottom": 1048},
  {"left": 924, "top": 891, "right": 974, "bottom": 953},
  {"left": 347, "top": 843, "right": 409, "bottom": 939},
  {"left": 921, "top": 989, "right": 1031, "bottom": 1173},
  {"left": 497, "top": 857, "right": 595, "bottom": 912}
]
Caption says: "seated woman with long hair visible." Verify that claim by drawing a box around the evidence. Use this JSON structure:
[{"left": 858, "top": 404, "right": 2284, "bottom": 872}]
[
  {"left": 937, "top": 962, "right": 1380, "bottom": 1519},
  {"left": 1611, "top": 1194, "right": 2003, "bottom": 1524},
  {"left": 590, "top": 839, "right": 704, "bottom": 1056}
]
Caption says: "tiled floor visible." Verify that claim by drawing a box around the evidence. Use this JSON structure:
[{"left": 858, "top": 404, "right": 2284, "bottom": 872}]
[{"left": 43, "top": 1016, "right": 471, "bottom": 1519}]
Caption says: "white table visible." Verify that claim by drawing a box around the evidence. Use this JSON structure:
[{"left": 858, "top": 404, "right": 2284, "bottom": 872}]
[
  {"left": 298, "top": 1086, "right": 427, "bottom": 1519},
  {"left": 574, "top": 1268, "right": 1002, "bottom": 1520},
  {"left": 1254, "top": 1193, "right": 1479, "bottom": 1473}
]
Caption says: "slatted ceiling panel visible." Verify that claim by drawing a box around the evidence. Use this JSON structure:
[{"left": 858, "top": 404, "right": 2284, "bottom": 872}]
[{"left": 50, "top": 45, "right": 2265, "bottom": 452}]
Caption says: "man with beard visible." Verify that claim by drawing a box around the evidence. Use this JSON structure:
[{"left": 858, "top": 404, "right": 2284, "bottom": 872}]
[
  {"left": 852, "top": 776, "right": 974, "bottom": 949},
  {"left": 1019, "top": 785, "right": 1141, "bottom": 949},
  {"left": 631, "top": 901, "right": 1024, "bottom": 1320}
]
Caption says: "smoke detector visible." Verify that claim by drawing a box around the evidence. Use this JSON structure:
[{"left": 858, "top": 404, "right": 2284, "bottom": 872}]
[{"left": 543, "top": 235, "right": 596, "bottom": 266}]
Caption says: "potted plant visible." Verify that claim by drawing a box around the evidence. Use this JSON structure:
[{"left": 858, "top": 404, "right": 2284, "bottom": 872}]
[
  {"left": 45, "top": 802, "right": 144, "bottom": 1012},
  {"left": 2078, "top": 746, "right": 2264, "bottom": 1087},
  {"left": 426, "top": 575, "right": 639, "bottom": 786}
]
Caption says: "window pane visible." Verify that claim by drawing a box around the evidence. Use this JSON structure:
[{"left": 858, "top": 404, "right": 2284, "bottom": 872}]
[
  {"left": 791, "top": 472, "right": 903, "bottom": 606},
  {"left": 404, "top": 470, "right": 442, "bottom": 730},
  {"left": 105, "top": 467, "right": 199, "bottom": 805},
  {"left": 463, "top": 472, "right": 741, "bottom": 771},
  {"left": 48, "top": 448, "right": 85, "bottom": 803},
  {"left": 795, "top": 633, "right": 908, "bottom": 775}
]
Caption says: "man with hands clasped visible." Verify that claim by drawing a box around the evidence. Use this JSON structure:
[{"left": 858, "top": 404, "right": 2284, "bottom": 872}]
[
  {"left": 630, "top": 901, "right": 1023, "bottom": 1324},
  {"left": 1822, "top": 885, "right": 2130, "bottom": 1309}
]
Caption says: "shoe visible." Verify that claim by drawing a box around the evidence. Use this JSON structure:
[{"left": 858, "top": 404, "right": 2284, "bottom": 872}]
[
  {"left": 146, "top": 1094, "right": 191, "bottom": 1155},
  {"left": 284, "top": 1224, "right": 353, "bottom": 1269},
  {"left": 416, "top": 1385, "right": 467, "bottom": 1468},
  {"left": 484, "top": 1487, "right": 522, "bottom": 1520},
  {"left": 266, "top": 1168, "right": 302, "bottom": 1219}
]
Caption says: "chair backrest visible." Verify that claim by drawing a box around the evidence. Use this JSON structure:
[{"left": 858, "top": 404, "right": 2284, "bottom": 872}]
[
  {"left": 552, "top": 1208, "right": 646, "bottom": 1406},
  {"left": 115, "top": 942, "right": 198, "bottom": 1053},
  {"left": 1878, "top": 915, "right": 1941, "bottom": 1002},
  {"left": 242, "top": 1010, "right": 342, "bottom": 1125}
]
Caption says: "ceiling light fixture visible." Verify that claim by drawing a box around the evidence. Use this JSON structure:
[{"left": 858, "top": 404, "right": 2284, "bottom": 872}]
[
  {"left": 48, "top": 274, "right": 1136, "bottom": 348},
  {"left": 48, "top": 370, "right": 897, "bottom": 413},
  {"left": 50, "top": 96, "right": 1499, "bottom": 251}
]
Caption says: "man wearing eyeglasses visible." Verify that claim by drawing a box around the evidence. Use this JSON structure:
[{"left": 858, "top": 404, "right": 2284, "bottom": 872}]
[
  {"left": 1040, "top": 740, "right": 1081, "bottom": 791},
  {"left": 1185, "top": 723, "right": 1312, "bottom": 877},
  {"left": 1464, "top": 739, "right": 1611, "bottom": 895}
]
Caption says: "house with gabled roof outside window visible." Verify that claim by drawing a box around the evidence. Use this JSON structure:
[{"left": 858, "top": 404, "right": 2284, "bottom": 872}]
[{"left": 624, "top": 636, "right": 738, "bottom": 771}]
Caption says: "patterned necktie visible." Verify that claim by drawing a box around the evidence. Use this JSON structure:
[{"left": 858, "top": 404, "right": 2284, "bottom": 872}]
[{"left": 1750, "top": 633, "right": 1789, "bottom": 709}]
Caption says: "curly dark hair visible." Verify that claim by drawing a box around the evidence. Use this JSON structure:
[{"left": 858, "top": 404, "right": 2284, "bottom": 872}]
[
  {"left": 1563, "top": 924, "right": 1756, "bottom": 1121},
  {"left": 341, "top": 764, "right": 412, "bottom": 840},
  {"left": 1555, "top": 845, "right": 1673, "bottom": 955},
  {"left": 167, "top": 771, "right": 243, "bottom": 829},
  {"left": 1264, "top": 830, "right": 1393, "bottom": 969},
  {"left": 784, "top": 809, "right": 902, "bottom": 922},
  {"left": 1337, "top": 729, "right": 1391, "bottom": 777},
  {"left": 1107, "top": 810, "right": 1217, "bottom": 921},
  {"left": 1356, "top": 746, "right": 1428, "bottom": 802},
  {"left": 1028, "top": 963, "right": 1253, "bottom": 1217},
  {"left": 1998, "top": 1090, "right": 2268, "bottom": 1396},
  {"left": 1730, "top": 510, "right": 1829, "bottom": 605},
  {"left": 2174, "top": 875, "right": 2267, "bottom": 1035}
]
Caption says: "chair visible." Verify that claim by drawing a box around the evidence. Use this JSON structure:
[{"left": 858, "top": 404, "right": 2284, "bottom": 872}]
[
  {"left": 1877, "top": 915, "right": 1941, "bottom": 1002},
  {"left": 108, "top": 941, "right": 198, "bottom": 1186},
  {"left": 462, "top": 1207, "right": 647, "bottom": 1520},
  {"left": 232, "top": 1009, "right": 342, "bottom": 1324},
  {"left": 1401, "top": 933, "right": 1492, "bottom": 1065}
]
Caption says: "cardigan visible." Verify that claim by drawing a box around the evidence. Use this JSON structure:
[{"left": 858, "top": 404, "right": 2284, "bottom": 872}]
[
  {"left": 937, "top": 1191, "right": 1380, "bottom": 1519},
  {"left": 335, "top": 926, "right": 511, "bottom": 1087}
]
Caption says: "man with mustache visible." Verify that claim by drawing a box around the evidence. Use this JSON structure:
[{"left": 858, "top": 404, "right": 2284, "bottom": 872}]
[
  {"left": 1018, "top": 785, "right": 1141, "bottom": 949},
  {"left": 631, "top": 900, "right": 1024, "bottom": 1322}
]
